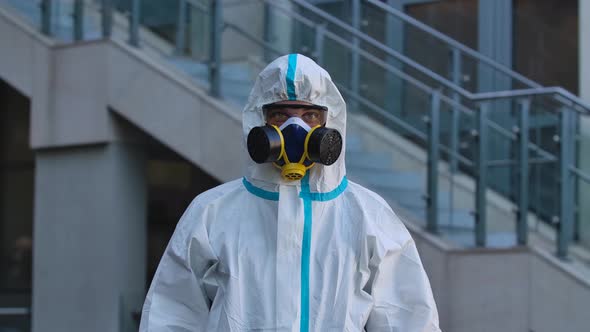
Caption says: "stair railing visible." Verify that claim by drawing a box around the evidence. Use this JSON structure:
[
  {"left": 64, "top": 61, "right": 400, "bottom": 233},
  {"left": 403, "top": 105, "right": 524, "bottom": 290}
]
[{"left": 9, "top": 0, "right": 589, "bottom": 258}]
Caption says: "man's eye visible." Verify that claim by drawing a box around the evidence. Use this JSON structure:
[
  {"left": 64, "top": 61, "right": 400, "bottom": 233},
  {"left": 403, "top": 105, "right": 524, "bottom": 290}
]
[
  {"left": 270, "top": 112, "right": 289, "bottom": 120},
  {"left": 302, "top": 113, "right": 319, "bottom": 120}
]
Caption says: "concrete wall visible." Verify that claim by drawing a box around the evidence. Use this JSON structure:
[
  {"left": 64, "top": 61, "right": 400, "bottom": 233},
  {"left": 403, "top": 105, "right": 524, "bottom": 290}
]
[
  {"left": 107, "top": 40, "right": 243, "bottom": 182},
  {"left": 529, "top": 249, "right": 590, "bottom": 332},
  {"left": 407, "top": 220, "right": 590, "bottom": 332},
  {"left": 31, "top": 42, "right": 116, "bottom": 148},
  {"left": 0, "top": 5, "right": 49, "bottom": 98},
  {"left": 33, "top": 142, "right": 147, "bottom": 332}
]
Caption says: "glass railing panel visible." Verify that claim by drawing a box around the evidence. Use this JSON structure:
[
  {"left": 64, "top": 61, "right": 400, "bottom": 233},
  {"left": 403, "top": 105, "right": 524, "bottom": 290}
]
[
  {"left": 0, "top": 0, "right": 43, "bottom": 31},
  {"left": 528, "top": 96, "right": 561, "bottom": 226},
  {"left": 358, "top": 47, "right": 429, "bottom": 136},
  {"left": 345, "top": 67, "right": 433, "bottom": 226},
  {"left": 51, "top": 0, "right": 79, "bottom": 41},
  {"left": 265, "top": 1, "right": 356, "bottom": 94},
  {"left": 219, "top": 0, "right": 287, "bottom": 107},
  {"left": 358, "top": 0, "right": 535, "bottom": 94},
  {"left": 437, "top": 98, "right": 477, "bottom": 243},
  {"left": 362, "top": 3, "right": 452, "bottom": 85},
  {"left": 318, "top": 36, "right": 353, "bottom": 92},
  {"left": 124, "top": 0, "right": 179, "bottom": 43},
  {"left": 487, "top": 99, "right": 520, "bottom": 198},
  {"left": 311, "top": 0, "right": 350, "bottom": 25},
  {"left": 112, "top": 0, "right": 214, "bottom": 95},
  {"left": 437, "top": 97, "right": 475, "bottom": 167},
  {"left": 147, "top": 1, "right": 204, "bottom": 63}
]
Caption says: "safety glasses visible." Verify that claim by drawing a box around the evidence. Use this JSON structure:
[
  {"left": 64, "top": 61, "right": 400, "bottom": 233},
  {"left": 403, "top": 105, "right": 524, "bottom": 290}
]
[{"left": 263, "top": 103, "right": 328, "bottom": 127}]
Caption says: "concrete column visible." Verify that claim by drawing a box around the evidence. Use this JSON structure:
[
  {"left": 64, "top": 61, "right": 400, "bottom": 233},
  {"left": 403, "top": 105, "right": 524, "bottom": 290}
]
[
  {"left": 579, "top": 0, "right": 590, "bottom": 249},
  {"left": 32, "top": 141, "right": 147, "bottom": 332}
]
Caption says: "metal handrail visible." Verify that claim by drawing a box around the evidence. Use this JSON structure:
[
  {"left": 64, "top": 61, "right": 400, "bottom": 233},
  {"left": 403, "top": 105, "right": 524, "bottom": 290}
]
[
  {"left": 233, "top": 3, "right": 562, "bottom": 171},
  {"left": 261, "top": 0, "right": 590, "bottom": 256},
  {"left": 571, "top": 166, "right": 590, "bottom": 184},
  {"left": 364, "top": 0, "right": 541, "bottom": 89},
  {"left": 259, "top": 0, "right": 559, "bottom": 162},
  {"left": 285, "top": 0, "right": 474, "bottom": 97},
  {"left": 470, "top": 87, "right": 590, "bottom": 115},
  {"left": 285, "top": 0, "right": 590, "bottom": 118}
]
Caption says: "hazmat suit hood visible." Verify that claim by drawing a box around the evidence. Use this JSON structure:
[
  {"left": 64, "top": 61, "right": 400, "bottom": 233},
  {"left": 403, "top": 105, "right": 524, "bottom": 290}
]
[{"left": 242, "top": 54, "right": 346, "bottom": 193}]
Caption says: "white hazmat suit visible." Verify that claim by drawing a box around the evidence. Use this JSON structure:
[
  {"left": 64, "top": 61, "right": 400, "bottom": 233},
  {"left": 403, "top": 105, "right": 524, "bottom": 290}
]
[{"left": 139, "top": 54, "right": 441, "bottom": 331}]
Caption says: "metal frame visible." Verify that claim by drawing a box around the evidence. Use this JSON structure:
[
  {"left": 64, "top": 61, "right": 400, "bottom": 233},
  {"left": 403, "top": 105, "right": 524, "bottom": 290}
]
[
  {"left": 41, "top": 0, "right": 52, "bottom": 36},
  {"left": 73, "top": 0, "right": 84, "bottom": 41},
  {"left": 101, "top": 0, "right": 113, "bottom": 38},
  {"left": 558, "top": 109, "right": 574, "bottom": 258},
  {"left": 129, "top": 0, "right": 141, "bottom": 46},
  {"left": 175, "top": 0, "right": 188, "bottom": 54},
  {"left": 209, "top": 0, "right": 223, "bottom": 97},
  {"left": 427, "top": 91, "right": 441, "bottom": 234},
  {"left": 516, "top": 98, "right": 531, "bottom": 245},
  {"left": 475, "top": 102, "right": 489, "bottom": 247}
]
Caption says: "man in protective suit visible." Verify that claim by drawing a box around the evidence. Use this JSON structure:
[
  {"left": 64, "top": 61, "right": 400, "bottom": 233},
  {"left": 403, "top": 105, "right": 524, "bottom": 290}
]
[{"left": 139, "top": 54, "right": 441, "bottom": 331}]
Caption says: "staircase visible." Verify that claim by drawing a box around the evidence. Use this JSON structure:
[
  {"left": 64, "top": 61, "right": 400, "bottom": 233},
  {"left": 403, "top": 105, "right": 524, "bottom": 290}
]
[{"left": 2, "top": 0, "right": 588, "bottom": 254}]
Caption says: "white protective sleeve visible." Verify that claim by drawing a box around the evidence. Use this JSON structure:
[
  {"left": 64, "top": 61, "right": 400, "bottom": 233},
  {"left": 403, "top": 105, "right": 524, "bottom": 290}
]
[
  {"left": 139, "top": 199, "right": 217, "bottom": 331},
  {"left": 365, "top": 208, "right": 441, "bottom": 332}
]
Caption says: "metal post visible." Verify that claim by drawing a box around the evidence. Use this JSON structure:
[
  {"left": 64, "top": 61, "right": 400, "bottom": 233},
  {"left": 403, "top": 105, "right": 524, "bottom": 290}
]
[
  {"left": 384, "top": 0, "right": 403, "bottom": 117},
  {"left": 350, "top": 0, "right": 360, "bottom": 110},
  {"left": 427, "top": 91, "right": 441, "bottom": 234},
  {"left": 449, "top": 48, "right": 462, "bottom": 174},
  {"left": 102, "top": 0, "right": 113, "bottom": 38},
  {"left": 209, "top": 0, "right": 223, "bottom": 97},
  {"left": 557, "top": 108, "right": 574, "bottom": 259},
  {"left": 314, "top": 24, "right": 326, "bottom": 66},
  {"left": 449, "top": 48, "right": 462, "bottom": 226},
  {"left": 73, "top": 0, "right": 84, "bottom": 41},
  {"left": 129, "top": 0, "right": 141, "bottom": 46},
  {"left": 475, "top": 102, "right": 489, "bottom": 247},
  {"left": 175, "top": 0, "right": 188, "bottom": 54},
  {"left": 516, "top": 98, "right": 531, "bottom": 245},
  {"left": 263, "top": 2, "right": 273, "bottom": 63},
  {"left": 41, "top": 0, "right": 53, "bottom": 36}
]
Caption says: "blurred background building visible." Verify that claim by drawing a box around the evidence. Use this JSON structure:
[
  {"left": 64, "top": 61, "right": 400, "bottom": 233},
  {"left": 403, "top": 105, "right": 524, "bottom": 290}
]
[{"left": 0, "top": 0, "right": 589, "bottom": 331}]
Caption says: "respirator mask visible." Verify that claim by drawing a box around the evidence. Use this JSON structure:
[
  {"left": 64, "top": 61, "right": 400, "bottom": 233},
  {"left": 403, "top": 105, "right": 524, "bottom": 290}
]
[{"left": 247, "top": 104, "right": 342, "bottom": 181}]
